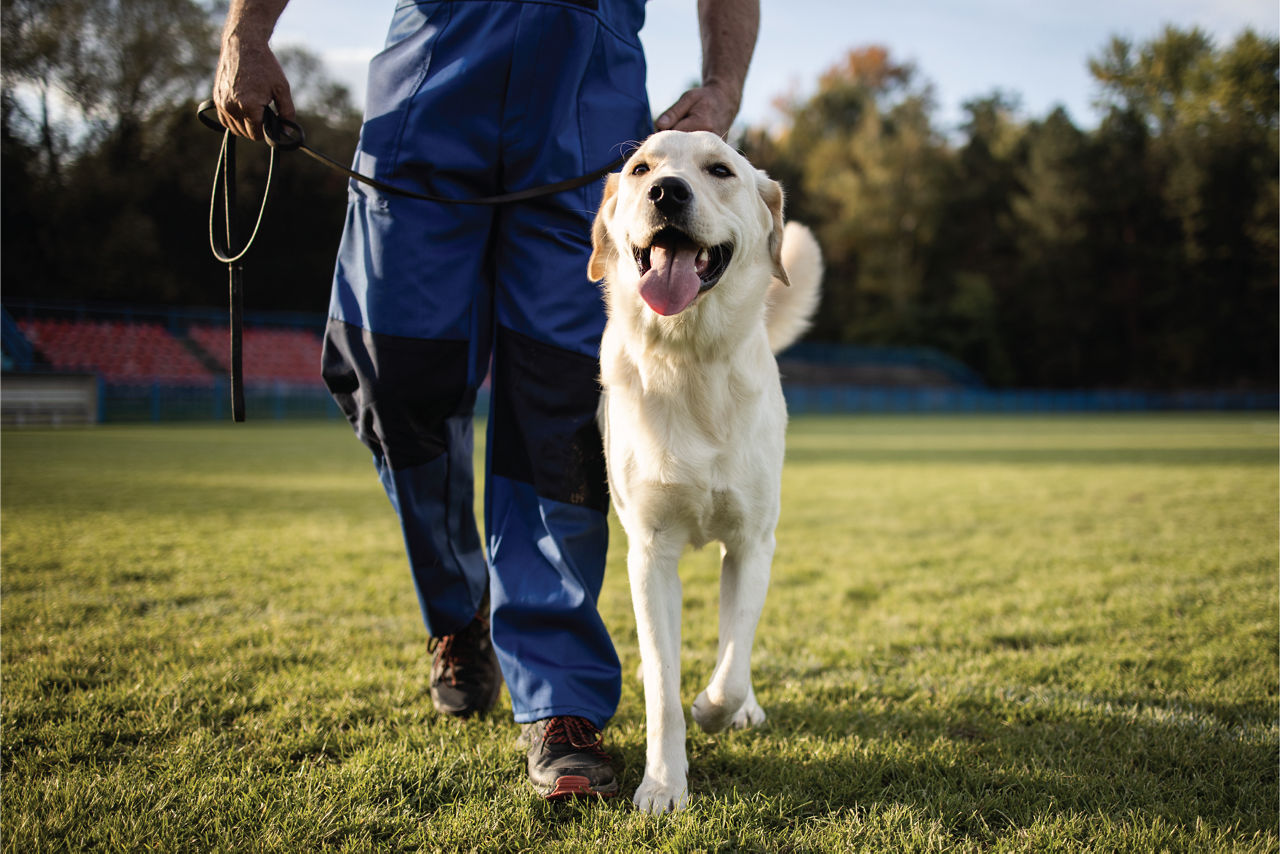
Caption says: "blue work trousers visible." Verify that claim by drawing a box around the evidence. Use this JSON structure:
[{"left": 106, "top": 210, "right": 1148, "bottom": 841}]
[{"left": 320, "top": 0, "right": 651, "bottom": 729}]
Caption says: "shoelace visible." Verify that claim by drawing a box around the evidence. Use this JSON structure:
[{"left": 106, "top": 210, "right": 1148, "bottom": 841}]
[
  {"left": 428, "top": 611, "right": 489, "bottom": 687},
  {"left": 542, "top": 716, "right": 609, "bottom": 757},
  {"left": 427, "top": 634, "right": 459, "bottom": 686}
]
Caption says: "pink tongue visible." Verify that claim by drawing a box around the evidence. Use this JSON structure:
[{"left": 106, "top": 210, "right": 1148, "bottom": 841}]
[{"left": 639, "top": 244, "right": 701, "bottom": 316}]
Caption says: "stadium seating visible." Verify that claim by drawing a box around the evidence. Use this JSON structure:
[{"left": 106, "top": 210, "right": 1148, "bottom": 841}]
[
  {"left": 187, "top": 325, "right": 324, "bottom": 386},
  {"left": 19, "top": 319, "right": 214, "bottom": 386},
  {"left": 16, "top": 318, "right": 326, "bottom": 387}
]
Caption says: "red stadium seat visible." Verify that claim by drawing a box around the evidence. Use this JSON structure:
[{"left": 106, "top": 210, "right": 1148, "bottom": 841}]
[
  {"left": 19, "top": 319, "right": 215, "bottom": 386},
  {"left": 188, "top": 325, "right": 324, "bottom": 386}
]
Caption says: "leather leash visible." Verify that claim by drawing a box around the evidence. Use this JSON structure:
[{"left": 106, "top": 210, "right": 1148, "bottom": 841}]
[{"left": 199, "top": 100, "right": 628, "bottom": 421}]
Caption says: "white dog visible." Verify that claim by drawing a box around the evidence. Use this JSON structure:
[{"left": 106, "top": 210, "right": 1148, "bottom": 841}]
[{"left": 588, "top": 130, "right": 823, "bottom": 813}]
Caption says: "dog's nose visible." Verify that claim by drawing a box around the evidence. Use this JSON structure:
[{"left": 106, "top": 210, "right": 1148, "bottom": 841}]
[{"left": 648, "top": 176, "right": 692, "bottom": 215}]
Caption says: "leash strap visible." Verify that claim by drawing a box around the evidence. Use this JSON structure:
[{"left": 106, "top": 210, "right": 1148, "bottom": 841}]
[
  {"left": 292, "top": 126, "right": 626, "bottom": 205},
  {"left": 229, "top": 263, "right": 245, "bottom": 421},
  {"left": 198, "top": 101, "right": 626, "bottom": 205}
]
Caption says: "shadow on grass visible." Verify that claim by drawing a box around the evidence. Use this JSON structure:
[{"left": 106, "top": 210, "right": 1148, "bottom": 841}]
[{"left": 689, "top": 695, "right": 1278, "bottom": 844}]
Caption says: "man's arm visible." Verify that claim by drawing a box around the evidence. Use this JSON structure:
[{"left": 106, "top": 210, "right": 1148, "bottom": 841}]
[
  {"left": 655, "top": 0, "right": 759, "bottom": 137},
  {"left": 213, "top": 0, "right": 294, "bottom": 141}
]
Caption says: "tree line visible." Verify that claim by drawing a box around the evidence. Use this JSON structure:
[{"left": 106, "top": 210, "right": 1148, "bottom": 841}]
[
  {"left": 2, "top": 1, "right": 1276, "bottom": 389},
  {"left": 743, "top": 32, "right": 1278, "bottom": 389}
]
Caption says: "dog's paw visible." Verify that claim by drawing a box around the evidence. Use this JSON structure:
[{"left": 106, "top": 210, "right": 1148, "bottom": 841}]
[
  {"left": 633, "top": 776, "right": 689, "bottom": 814},
  {"left": 691, "top": 689, "right": 740, "bottom": 733},
  {"left": 731, "top": 695, "right": 766, "bottom": 729}
]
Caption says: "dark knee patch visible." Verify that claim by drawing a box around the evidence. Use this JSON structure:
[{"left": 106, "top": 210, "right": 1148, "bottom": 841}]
[
  {"left": 489, "top": 326, "right": 608, "bottom": 513},
  {"left": 322, "top": 317, "right": 472, "bottom": 470}
]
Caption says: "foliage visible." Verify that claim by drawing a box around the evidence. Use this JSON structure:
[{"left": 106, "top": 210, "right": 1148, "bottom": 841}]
[
  {"left": 2, "top": 0, "right": 219, "bottom": 171},
  {"left": 744, "top": 30, "right": 1278, "bottom": 389},
  {"left": 0, "top": 0, "right": 360, "bottom": 314},
  {"left": 748, "top": 49, "right": 944, "bottom": 345},
  {"left": 2, "top": 416, "right": 1277, "bottom": 850}
]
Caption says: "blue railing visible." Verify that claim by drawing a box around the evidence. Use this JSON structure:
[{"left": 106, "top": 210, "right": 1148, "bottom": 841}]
[
  {"left": 100, "top": 381, "right": 342, "bottom": 423},
  {"left": 97, "top": 382, "right": 493, "bottom": 423},
  {"left": 784, "top": 385, "right": 1279, "bottom": 414},
  {"left": 778, "top": 342, "right": 987, "bottom": 388}
]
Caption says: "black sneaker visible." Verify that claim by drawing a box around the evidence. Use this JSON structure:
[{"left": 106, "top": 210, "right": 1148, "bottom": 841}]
[
  {"left": 429, "top": 597, "right": 502, "bottom": 717},
  {"left": 523, "top": 715, "right": 619, "bottom": 800}
]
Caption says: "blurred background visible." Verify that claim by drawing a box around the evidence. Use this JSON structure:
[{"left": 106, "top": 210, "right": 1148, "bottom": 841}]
[{"left": 1, "top": 0, "right": 1276, "bottom": 422}]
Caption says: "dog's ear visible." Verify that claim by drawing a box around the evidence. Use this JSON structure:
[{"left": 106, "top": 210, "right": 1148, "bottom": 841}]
[
  {"left": 588, "top": 172, "right": 621, "bottom": 282},
  {"left": 757, "top": 171, "right": 790, "bottom": 287}
]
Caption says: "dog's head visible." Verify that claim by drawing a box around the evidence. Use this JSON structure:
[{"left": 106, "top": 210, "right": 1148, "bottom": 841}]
[{"left": 589, "top": 131, "right": 788, "bottom": 328}]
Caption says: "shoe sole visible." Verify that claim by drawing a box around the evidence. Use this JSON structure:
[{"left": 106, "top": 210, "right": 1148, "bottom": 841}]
[{"left": 540, "top": 775, "right": 619, "bottom": 801}]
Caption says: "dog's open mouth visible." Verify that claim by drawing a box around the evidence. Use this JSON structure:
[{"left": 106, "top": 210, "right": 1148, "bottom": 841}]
[{"left": 632, "top": 227, "right": 732, "bottom": 316}]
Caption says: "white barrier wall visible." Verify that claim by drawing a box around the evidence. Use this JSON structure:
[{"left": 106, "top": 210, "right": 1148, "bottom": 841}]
[{"left": 1, "top": 374, "right": 99, "bottom": 426}]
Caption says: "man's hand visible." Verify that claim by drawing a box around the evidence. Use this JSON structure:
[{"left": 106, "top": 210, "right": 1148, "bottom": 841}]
[
  {"left": 214, "top": 36, "right": 294, "bottom": 141},
  {"left": 655, "top": 81, "right": 740, "bottom": 138},
  {"left": 212, "top": 0, "right": 294, "bottom": 141},
  {"left": 656, "top": 0, "right": 758, "bottom": 139}
]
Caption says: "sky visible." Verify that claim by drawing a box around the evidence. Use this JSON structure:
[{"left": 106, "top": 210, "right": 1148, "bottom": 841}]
[{"left": 271, "top": 0, "right": 1279, "bottom": 134}]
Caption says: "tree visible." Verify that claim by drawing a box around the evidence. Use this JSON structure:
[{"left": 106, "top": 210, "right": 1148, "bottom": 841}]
[
  {"left": 2, "top": 0, "right": 219, "bottom": 164},
  {"left": 1007, "top": 108, "right": 1099, "bottom": 385},
  {"left": 745, "top": 47, "right": 946, "bottom": 343},
  {"left": 1089, "top": 27, "right": 1279, "bottom": 386}
]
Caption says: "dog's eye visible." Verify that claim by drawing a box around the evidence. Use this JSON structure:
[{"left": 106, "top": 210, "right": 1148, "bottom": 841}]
[
  {"left": 631, "top": 163, "right": 650, "bottom": 176},
  {"left": 707, "top": 163, "right": 734, "bottom": 179}
]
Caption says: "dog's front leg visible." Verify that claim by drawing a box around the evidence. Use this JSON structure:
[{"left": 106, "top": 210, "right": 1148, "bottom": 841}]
[
  {"left": 692, "top": 534, "right": 772, "bottom": 733},
  {"left": 629, "top": 532, "right": 689, "bottom": 813}
]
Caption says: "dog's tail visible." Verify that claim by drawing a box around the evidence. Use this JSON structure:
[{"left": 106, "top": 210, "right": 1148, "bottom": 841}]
[{"left": 765, "top": 222, "right": 824, "bottom": 354}]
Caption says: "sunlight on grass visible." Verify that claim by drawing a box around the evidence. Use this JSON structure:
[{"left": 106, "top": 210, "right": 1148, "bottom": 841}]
[{"left": 3, "top": 415, "right": 1276, "bottom": 851}]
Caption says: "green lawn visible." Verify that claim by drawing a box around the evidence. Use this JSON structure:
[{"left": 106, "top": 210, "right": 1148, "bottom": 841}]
[{"left": 3, "top": 415, "right": 1276, "bottom": 852}]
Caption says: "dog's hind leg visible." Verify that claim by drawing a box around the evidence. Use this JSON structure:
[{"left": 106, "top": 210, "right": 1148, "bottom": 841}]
[
  {"left": 629, "top": 531, "right": 691, "bottom": 814},
  {"left": 692, "top": 536, "right": 771, "bottom": 733}
]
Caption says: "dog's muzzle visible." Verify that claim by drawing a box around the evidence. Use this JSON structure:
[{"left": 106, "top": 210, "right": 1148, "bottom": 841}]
[{"left": 632, "top": 226, "right": 732, "bottom": 317}]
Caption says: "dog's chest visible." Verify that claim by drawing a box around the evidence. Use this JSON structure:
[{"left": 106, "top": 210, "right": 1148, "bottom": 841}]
[
  {"left": 603, "top": 381, "right": 781, "bottom": 546},
  {"left": 622, "top": 459, "right": 753, "bottom": 548}
]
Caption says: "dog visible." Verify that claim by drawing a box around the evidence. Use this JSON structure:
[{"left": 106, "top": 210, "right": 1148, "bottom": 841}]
[{"left": 588, "top": 130, "right": 823, "bottom": 813}]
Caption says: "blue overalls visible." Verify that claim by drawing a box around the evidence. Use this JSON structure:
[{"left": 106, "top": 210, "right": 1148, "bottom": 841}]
[{"left": 320, "top": 0, "right": 651, "bottom": 729}]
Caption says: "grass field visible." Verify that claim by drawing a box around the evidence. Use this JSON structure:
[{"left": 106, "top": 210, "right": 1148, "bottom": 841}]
[{"left": 3, "top": 414, "right": 1277, "bottom": 852}]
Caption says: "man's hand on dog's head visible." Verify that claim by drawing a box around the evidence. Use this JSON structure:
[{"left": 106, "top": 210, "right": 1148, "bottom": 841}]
[{"left": 655, "top": 81, "right": 740, "bottom": 139}]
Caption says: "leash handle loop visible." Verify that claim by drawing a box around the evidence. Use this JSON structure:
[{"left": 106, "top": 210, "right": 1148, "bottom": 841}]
[{"left": 208, "top": 130, "right": 274, "bottom": 265}]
